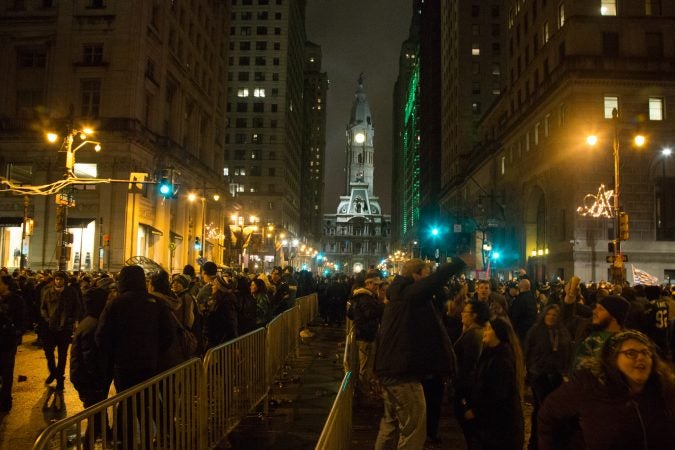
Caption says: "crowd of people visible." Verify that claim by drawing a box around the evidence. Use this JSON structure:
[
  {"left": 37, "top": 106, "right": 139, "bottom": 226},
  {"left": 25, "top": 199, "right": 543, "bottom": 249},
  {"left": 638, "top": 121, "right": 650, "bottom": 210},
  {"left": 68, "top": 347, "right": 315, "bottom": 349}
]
[
  {"left": 339, "top": 259, "right": 675, "bottom": 450},
  {"left": 0, "top": 262, "right": 315, "bottom": 447},
  {"left": 2, "top": 260, "right": 675, "bottom": 449}
]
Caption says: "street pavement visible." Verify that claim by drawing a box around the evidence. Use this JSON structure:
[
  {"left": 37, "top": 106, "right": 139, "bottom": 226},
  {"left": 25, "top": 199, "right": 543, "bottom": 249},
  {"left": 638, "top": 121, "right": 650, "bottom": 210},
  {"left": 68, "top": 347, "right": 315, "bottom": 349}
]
[{"left": 0, "top": 332, "right": 85, "bottom": 450}]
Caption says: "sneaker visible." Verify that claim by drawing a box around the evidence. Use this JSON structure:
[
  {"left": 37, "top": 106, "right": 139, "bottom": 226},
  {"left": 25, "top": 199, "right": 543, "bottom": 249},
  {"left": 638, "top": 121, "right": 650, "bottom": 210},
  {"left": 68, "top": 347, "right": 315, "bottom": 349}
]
[{"left": 45, "top": 375, "right": 55, "bottom": 385}]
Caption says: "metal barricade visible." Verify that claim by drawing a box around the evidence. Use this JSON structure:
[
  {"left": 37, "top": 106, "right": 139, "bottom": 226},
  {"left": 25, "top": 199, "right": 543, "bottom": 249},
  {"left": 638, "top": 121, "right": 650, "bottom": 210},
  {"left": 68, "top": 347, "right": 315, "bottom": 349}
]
[
  {"left": 314, "top": 371, "right": 355, "bottom": 450},
  {"left": 203, "top": 327, "right": 267, "bottom": 449},
  {"left": 33, "top": 358, "right": 205, "bottom": 450},
  {"left": 296, "top": 292, "right": 319, "bottom": 328}
]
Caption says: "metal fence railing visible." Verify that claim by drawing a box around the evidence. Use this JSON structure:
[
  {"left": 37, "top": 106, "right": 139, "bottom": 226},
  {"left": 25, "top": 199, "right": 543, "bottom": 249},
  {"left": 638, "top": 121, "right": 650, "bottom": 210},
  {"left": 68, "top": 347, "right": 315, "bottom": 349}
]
[
  {"left": 33, "top": 293, "right": 319, "bottom": 450},
  {"left": 203, "top": 327, "right": 267, "bottom": 448},
  {"left": 33, "top": 358, "right": 205, "bottom": 450},
  {"left": 316, "top": 328, "right": 357, "bottom": 450}
]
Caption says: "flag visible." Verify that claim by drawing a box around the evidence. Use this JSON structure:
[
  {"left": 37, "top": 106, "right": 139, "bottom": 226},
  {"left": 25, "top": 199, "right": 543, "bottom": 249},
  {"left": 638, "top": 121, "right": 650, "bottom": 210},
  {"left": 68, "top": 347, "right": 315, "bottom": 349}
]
[{"left": 631, "top": 265, "right": 659, "bottom": 286}]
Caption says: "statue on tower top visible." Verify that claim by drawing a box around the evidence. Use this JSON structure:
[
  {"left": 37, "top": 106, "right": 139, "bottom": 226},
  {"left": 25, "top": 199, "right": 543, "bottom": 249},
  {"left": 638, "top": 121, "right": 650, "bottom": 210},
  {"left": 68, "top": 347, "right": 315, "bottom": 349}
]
[{"left": 358, "top": 72, "right": 364, "bottom": 86}]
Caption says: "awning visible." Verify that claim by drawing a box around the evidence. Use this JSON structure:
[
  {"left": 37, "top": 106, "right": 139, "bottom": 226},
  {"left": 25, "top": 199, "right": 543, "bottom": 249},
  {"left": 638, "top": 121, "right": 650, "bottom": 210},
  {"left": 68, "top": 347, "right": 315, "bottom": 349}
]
[
  {"left": 67, "top": 218, "right": 95, "bottom": 228},
  {"left": 170, "top": 231, "right": 183, "bottom": 241},
  {"left": 140, "top": 223, "right": 164, "bottom": 236},
  {"left": 0, "top": 217, "right": 23, "bottom": 227}
]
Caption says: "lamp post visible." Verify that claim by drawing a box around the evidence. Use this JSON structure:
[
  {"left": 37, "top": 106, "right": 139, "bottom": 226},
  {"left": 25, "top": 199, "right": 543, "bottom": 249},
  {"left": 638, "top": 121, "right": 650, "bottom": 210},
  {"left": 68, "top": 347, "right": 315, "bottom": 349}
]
[
  {"left": 47, "top": 127, "right": 102, "bottom": 271},
  {"left": 188, "top": 189, "right": 221, "bottom": 262},
  {"left": 662, "top": 148, "right": 672, "bottom": 179},
  {"left": 587, "top": 108, "right": 645, "bottom": 283},
  {"left": 229, "top": 214, "right": 259, "bottom": 270}
]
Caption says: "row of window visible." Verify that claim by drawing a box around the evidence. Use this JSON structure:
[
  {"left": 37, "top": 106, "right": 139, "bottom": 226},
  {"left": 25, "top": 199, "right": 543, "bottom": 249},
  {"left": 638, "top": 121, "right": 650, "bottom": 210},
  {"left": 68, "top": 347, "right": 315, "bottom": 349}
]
[
  {"left": 236, "top": 87, "right": 278, "bottom": 97},
  {"left": 231, "top": 56, "right": 281, "bottom": 66},
  {"left": 230, "top": 41, "right": 282, "bottom": 51},
  {"left": 231, "top": 11, "right": 282, "bottom": 20},
  {"left": 231, "top": 26, "right": 283, "bottom": 36},
  {"left": 231, "top": 71, "right": 280, "bottom": 82},
  {"left": 604, "top": 96, "right": 665, "bottom": 121}
]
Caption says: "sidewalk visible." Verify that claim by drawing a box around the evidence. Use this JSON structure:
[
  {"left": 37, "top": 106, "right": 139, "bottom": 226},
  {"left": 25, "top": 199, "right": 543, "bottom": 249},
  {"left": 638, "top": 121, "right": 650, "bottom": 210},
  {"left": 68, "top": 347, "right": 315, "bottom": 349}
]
[
  {"left": 226, "top": 323, "right": 346, "bottom": 450},
  {"left": 0, "top": 332, "right": 84, "bottom": 450}
]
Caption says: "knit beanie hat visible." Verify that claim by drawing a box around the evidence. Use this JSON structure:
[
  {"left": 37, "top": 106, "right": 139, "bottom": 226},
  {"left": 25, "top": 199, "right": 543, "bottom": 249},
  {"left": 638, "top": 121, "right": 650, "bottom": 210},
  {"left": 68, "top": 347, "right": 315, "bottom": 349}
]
[
  {"left": 95, "top": 276, "right": 115, "bottom": 291},
  {"left": 598, "top": 295, "right": 630, "bottom": 326},
  {"left": 214, "top": 275, "right": 233, "bottom": 292},
  {"left": 172, "top": 273, "right": 191, "bottom": 290}
]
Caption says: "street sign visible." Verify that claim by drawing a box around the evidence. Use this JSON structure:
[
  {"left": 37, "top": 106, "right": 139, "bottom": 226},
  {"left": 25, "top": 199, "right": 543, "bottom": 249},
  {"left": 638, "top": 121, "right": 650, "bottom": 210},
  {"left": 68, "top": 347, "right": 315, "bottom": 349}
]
[{"left": 606, "top": 254, "right": 628, "bottom": 263}]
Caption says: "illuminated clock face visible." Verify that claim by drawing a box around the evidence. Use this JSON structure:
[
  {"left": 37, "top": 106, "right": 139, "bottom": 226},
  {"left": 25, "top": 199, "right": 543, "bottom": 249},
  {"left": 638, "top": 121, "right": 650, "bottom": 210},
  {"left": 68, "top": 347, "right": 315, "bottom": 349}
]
[{"left": 354, "top": 132, "right": 365, "bottom": 144}]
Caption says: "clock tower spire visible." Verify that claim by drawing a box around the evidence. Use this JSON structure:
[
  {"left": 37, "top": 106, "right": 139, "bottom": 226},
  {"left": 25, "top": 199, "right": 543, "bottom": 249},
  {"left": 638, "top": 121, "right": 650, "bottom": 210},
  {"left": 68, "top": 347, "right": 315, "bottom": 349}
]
[{"left": 346, "top": 75, "right": 375, "bottom": 196}]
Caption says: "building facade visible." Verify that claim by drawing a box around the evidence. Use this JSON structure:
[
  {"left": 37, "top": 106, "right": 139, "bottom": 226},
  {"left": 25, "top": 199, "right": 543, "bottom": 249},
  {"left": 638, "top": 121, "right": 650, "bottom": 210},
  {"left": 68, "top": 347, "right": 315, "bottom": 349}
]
[
  {"left": 0, "top": 0, "right": 232, "bottom": 272},
  {"left": 442, "top": 0, "right": 675, "bottom": 282},
  {"left": 322, "top": 77, "right": 390, "bottom": 274}
]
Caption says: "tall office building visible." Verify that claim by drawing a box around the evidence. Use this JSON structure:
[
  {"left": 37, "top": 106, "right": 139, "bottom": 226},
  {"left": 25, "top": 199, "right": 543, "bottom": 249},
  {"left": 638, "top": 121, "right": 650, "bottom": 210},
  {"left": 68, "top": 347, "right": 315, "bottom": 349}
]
[
  {"left": 224, "top": 0, "right": 307, "bottom": 242},
  {"left": 443, "top": 1, "right": 675, "bottom": 281},
  {"left": 300, "top": 41, "right": 328, "bottom": 241},
  {"left": 0, "top": 0, "right": 230, "bottom": 271}
]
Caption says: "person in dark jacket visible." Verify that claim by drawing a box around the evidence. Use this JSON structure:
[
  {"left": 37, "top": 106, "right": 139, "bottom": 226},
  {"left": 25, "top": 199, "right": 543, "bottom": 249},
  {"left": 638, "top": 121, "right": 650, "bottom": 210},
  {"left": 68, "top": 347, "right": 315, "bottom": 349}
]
[
  {"left": 374, "top": 258, "right": 464, "bottom": 450},
  {"left": 539, "top": 330, "right": 675, "bottom": 450},
  {"left": 509, "top": 278, "right": 538, "bottom": 343},
  {"left": 204, "top": 275, "right": 238, "bottom": 349},
  {"left": 41, "top": 270, "right": 81, "bottom": 391},
  {"left": 524, "top": 304, "right": 572, "bottom": 450},
  {"left": 70, "top": 277, "right": 114, "bottom": 447},
  {"left": 463, "top": 317, "right": 525, "bottom": 450},
  {"left": 0, "top": 275, "right": 25, "bottom": 412},
  {"left": 148, "top": 271, "right": 185, "bottom": 371},
  {"left": 95, "top": 265, "right": 174, "bottom": 448},
  {"left": 452, "top": 299, "right": 490, "bottom": 449},
  {"left": 346, "top": 269, "right": 384, "bottom": 397}
]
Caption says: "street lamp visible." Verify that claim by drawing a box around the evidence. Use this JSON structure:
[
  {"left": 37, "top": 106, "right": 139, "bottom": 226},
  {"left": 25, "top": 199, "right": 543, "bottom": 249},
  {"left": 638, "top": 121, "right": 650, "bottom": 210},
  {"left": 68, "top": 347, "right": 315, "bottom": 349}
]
[
  {"left": 229, "top": 213, "right": 259, "bottom": 270},
  {"left": 586, "top": 107, "right": 646, "bottom": 283},
  {"left": 188, "top": 189, "right": 221, "bottom": 261},
  {"left": 661, "top": 148, "right": 672, "bottom": 179},
  {"left": 47, "top": 127, "right": 103, "bottom": 271}
]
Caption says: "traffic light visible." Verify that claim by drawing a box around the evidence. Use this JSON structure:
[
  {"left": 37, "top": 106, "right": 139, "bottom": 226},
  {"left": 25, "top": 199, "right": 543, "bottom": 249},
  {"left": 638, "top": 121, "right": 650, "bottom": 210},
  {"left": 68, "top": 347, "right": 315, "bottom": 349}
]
[
  {"left": 157, "top": 169, "right": 178, "bottom": 199},
  {"left": 619, "top": 212, "right": 629, "bottom": 241},
  {"left": 194, "top": 237, "right": 201, "bottom": 251}
]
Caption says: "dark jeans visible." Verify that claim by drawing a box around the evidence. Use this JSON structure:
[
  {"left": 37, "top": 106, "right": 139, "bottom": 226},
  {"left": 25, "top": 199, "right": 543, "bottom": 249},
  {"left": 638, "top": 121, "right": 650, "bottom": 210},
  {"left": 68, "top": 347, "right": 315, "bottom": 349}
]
[
  {"left": 43, "top": 328, "right": 72, "bottom": 383},
  {"left": 114, "top": 368, "right": 157, "bottom": 449},
  {"left": 0, "top": 345, "right": 18, "bottom": 409},
  {"left": 422, "top": 376, "right": 444, "bottom": 439},
  {"left": 529, "top": 373, "right": 563, "bottom": 450},
  {"left": 81, "top": 389, "right": 111, "bottom": 448}
]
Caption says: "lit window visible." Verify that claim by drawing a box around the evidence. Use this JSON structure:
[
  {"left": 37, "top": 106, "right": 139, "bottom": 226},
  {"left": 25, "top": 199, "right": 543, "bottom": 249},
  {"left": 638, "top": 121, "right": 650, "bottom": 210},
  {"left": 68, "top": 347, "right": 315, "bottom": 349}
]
[
  {"left": 600, "top": 0, "right": 616, "bottom": 16},
  {"left": 543, "top": 22, "right": 550, "bottom": 44},
  {"left": 472, "top": 43, "right": 480, "bottom": 56},
  {"left": 534, "top": 123, "right": 540, "bottom": 145},
  {"left": 237, "top": 88, "right": 249, "bottom": 97},
  {"left": 649, "top": 97, "right": 664, "bottom": 121},
  {"left": 501, "top": 156, "right": 506, "bottom": 175},
  {"left": 223, "top": 167, "right": 229, "bottom": 176},
  {"left": 604, "top": 96, "right": 619, "bottom": 119},
  {"left": 544, "top": 114, "right": 551, "bottom": 137},
  {"left": 558, "top": 3, "right": 565, "bottom": 28},
  {"left": 254, "top": 88, "right": 265, "bottom": 97}
]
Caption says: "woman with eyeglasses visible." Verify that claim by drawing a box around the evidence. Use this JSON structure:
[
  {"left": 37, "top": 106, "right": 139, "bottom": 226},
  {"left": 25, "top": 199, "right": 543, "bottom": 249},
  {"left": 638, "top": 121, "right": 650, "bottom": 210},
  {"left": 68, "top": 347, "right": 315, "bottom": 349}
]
[{"left": 539, "top": 330, "right": 675, "bottom": 450}]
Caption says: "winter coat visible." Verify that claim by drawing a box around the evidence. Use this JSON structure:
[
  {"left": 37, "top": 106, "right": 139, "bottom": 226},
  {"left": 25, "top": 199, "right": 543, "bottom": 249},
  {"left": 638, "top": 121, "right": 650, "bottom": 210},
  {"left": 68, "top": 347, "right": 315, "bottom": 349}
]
[
  {"left": 524, "top": 322, "right": 572, "bottom": 380},
  {"left": 70, "top": 287, "right": 110, "bottom": 395},
  {"left": 40, "top": 285, "right": 80, "bottom": 332},
  {"left": 151, "top": 291, "right": 187, "bottom": 371},
  {"left": 204, "top": 289, "right": 238, "bottom": 349},
  {"left": 254, "top": 293, "right": 272, "bottom": 326},
  {"left": 374, "top": 260, "right": 464, "bottom": 382},
  {"left": 95, "top": 269, "right": 173, "bottom": 374},
  {"left": 453, "top": 324, "right": 483, "bottom": 398},
  {"left": 468, "top": 343, "right": 524, "bottom": 450},
  {"left": 346, "top": 288, "right": 384, "bottom": 342},
  {"left": 509, "top": 290, "right": 538, "bottom": 342},
  {"left": 539, "top": 369, "right": 675, "bottom": 450},
  {"left": 173, "top": 289, "right": 196, "bottom": 329},
  {"left": 0, "top": 291, "right": 24, "bottom": 351}
]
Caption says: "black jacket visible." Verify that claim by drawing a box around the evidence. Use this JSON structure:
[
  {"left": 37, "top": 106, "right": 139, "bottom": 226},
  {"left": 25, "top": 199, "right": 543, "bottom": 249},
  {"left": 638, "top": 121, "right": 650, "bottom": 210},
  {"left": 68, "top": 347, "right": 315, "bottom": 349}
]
[
  {"left": 509, "top": 290, "right": 537, "bottom": 342},
  {"left": 346, "top": 288, "right": 384, "bottom": 342},
  {"left": 374, "top": 260, "right": 464, "bottom": 382},
  {"left": 524, "top": 322, "right": 572, "bottom": 380},
  {"left": 95, "top": 268, "right": 173, "bottom": 374},
  {"left": 469, "top": 343, "right": 524, "bottom": 450}
]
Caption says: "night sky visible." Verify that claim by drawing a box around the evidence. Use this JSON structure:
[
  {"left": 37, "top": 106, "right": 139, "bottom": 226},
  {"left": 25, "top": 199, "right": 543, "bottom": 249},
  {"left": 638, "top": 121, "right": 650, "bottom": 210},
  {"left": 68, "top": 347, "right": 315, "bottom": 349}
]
[{"left": 305, "top": 0, "right": 412, "bottom": 214}]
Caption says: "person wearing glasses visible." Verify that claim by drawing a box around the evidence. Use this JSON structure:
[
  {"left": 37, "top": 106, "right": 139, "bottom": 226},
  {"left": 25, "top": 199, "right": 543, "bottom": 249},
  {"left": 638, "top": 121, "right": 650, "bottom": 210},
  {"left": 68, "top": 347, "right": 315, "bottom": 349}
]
[{"left": 538, "top": 330, "right": 675, "bottom": 450}]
